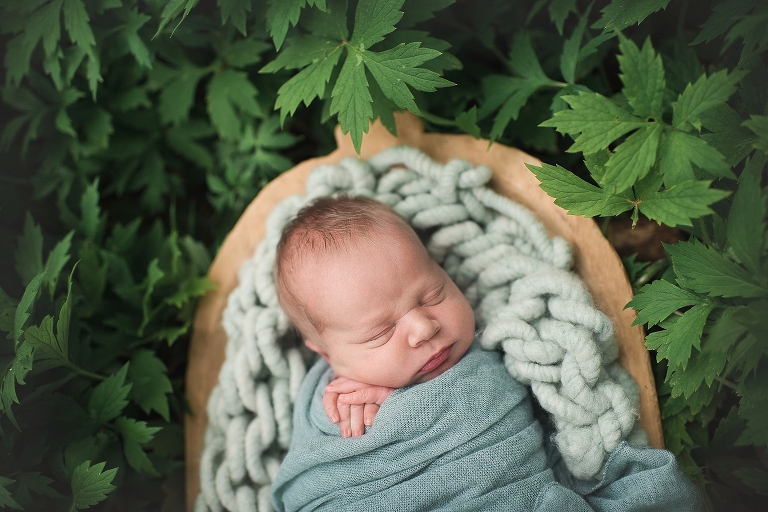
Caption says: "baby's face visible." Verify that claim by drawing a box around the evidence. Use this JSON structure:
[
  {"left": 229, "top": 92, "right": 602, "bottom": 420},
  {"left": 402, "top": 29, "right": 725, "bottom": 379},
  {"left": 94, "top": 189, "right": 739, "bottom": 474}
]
[{"left": 292, "top": 226, "right": 475, "bottom": 388}]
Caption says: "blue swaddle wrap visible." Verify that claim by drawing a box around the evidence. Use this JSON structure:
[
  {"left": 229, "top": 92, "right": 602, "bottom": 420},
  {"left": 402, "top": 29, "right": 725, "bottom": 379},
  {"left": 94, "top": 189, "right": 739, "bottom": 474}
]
[{"left": 271, "top": 345, "right": 703, "bottom": 511}]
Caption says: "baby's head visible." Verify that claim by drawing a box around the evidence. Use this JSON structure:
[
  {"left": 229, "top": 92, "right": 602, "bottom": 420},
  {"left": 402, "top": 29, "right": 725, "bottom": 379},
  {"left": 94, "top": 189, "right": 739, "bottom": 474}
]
[{"left": 275, "top": 195, "right": 475, "bottom": 388}]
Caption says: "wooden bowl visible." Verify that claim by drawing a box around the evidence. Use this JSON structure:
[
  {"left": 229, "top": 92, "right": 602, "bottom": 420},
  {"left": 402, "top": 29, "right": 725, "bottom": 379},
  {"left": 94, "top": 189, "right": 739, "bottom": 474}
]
[{"left": 184, "top": 111, "right": 662, "bottom": 510}]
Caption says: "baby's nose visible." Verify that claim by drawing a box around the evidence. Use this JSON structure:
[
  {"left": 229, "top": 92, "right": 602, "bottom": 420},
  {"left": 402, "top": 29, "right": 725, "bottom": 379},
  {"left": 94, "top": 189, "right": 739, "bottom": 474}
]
[{"left": 406, "top": 309, "right": 440, "bottom": 347}]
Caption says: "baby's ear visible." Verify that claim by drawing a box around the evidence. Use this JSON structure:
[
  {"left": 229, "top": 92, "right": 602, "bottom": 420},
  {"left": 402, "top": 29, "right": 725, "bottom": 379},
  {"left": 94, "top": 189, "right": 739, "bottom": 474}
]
[{"left": 304, "top": 338, "right": 330, "bottom": 363}]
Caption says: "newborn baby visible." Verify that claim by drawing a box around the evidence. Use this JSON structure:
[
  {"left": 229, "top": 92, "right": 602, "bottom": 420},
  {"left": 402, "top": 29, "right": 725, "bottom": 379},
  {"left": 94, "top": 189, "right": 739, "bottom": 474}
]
[{"left": 271, "top": 195, "right": 703, "bottom": 511}]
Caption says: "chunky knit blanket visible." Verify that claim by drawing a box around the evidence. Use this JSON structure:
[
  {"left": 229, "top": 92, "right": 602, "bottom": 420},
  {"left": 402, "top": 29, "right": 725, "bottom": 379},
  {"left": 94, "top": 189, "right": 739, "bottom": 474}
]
[
  {"left": 195, "top": 146, "right": 649, "bottom": 512},
  {"left": 271, "top": 346, "right": 702, "bottom": 512}
]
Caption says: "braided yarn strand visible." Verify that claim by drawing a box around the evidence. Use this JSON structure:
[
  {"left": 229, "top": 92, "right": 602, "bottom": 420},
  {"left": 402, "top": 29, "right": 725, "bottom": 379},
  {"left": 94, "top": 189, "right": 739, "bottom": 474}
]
[{"left": 194, "top": 146, "right": 647, "bottom": 511}]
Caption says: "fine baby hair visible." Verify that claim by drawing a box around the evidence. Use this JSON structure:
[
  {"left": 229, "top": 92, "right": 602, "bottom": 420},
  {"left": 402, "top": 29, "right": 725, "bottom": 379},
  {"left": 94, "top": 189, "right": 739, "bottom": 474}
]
[{"left": 274, "top": 195, "right": 420, "bottom": 338}]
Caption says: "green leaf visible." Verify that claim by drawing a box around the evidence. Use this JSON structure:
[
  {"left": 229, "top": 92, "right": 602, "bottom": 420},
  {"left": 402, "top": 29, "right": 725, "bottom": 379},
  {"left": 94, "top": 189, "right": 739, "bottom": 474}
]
[
  {"left": 55, "top": 108, "right": 77, "bottom": 137},
  {"left": 157, "top": 68, "right": 207, "bottom": 125},
  {"left": 153, "top": 322, "right": 190, "bottom": 346},
  {"left": 267, "top": 0, "right": 327, "bottom": 50},
  {"left": 15, "top": 213, "right": 44, "bottom": 287},
  {"left": 261, "top": 35, "right": 341, "bottom": 72},
  {"left": 330, "top": 54, "right": 372, "bottom": 153},
  {"left": 128, "top": 350, "right": 173, "bottom": 421},
  {"left": 88, "top": 363, "right": 132, "bottom": 423},
  {"left": 657, "top": 130, "right": 732, "bottom": 186},
  {"left": 617, "top": 35, "right": 665, "bottom": 119},
  {"left": 154, "top": 0, "right": 199, "bottom": 38},
  {"left": 638, "top": 180, "right": 730, "bottom": 227},
  {"left": 660, "top": 302, "right": 715, "bottom": 370},
  {"left": 77, "top": 241, "right": 107, "bottom": 317},
  {"left": 85, "top": 53, "right": 102, "bottom": 100},
  {"left": 82, "top": 107, "right": 113, "bottom": 153},
  {"left": 70, "top": 461, "right": 117, "bottom": 511},
  {"left": 526, "top": 163, "right": 632, "bottom": 217},
  {"left": 4, "top": 0, "right": 64, "bottom": 86},
  {"left": 508, "top": 32, "right": 550, "bottom": 83},
  {"left": 115, "top": 416, "right": 161, "bottom": 476},
  {"left": 125, "top": 8, "right": 152, "bottom": 68},
  {"left": 602, "top": 123, "right": 662, "bottom": 193},
  {"left": 225, "top": 39, "right": 271, "bottom": 68},
  {"left": 488, "top": 78, "right": 546, "bottom": 142},
  {"left": 165, "top": 122, "right": 216, "bottom": 170},
  {"left": 139, "top": 259, "right": 165, "bottom": 336},
  {"left": 487, "top": 33, "right": 557, "bottom": 140},
  {"left": 727, "top": 159, "right": 766, "bottom": 275},
  {"left": 364, "top": 42, "right": 452, "bottom": 114},
  {"left": 55, "top": 266, "right": 75, "bottom": 356},
  {"left": 672, "top": 69, "right": 746, "bottom": 131},
  {"left": 666, "top": 239, "right": 768, "bottom": 297},
  {"left": 350, "top": 0, "right": 404, "bottom": 47},
  {"left": 219, "top": 0, "right": 252, "bottom": 35},
  {"left": 42, "top": 231, "right": 74, "bottom": 296},
  {"left": 540, "top": 92, "right": 646, "bottom": 154},
  {"left": 274, "top": 45, "right": 343, "bottom": 122},
  {"left": 63, "top": 0, "right": 96, "bottom": 56},
  {"left": 206, "top": 69, "right": 261, "bottom": 140},
  {"left": 627, "top": 279, "right": 703, "bottom": 327},
  {"left": 300, "top": 0, "right": 348, "bottom": 39},
  {"left": 743, "top": 114, "right": 768, "bottom": 155},
  {"left": 559, "top": 4, "right": 591, "bottom": 83},
  {"left": 80, "top": 179, "right": 101, "bottom": 240},
  {"left": 668, "top": 343, "right": 728, "bottom": 399},
  {"left": 14, "top": 272, "right": 45, "bottom": 344},
  {"left": 15, "top": 471, "right": 65, "bottom": 504},
  {"left": 1, "top": 342, "right": 34, "bottom": 429},
  {"left": 164, "top": 276, "right": 215, "bottom": 309},
  {"left": 734, "top": 467, "right": 768, "bottom": 496},
  {"left": 24, "top": 315, "right": 68, "bottom": 370},
  {"left": 0, "top": 477, "right": 22, "bottom": 510},
  {"left": 691, "top": 0, "right": 756, "bottom": 45},
  {"left": 455, "top": 106, "right": 481, "bottom": 138},
  {"left": 398, "top": 0, "right": 455, "bottom": 29},
  {"left": 548, "top": 0, "right": 577, "bottom": 34},
  {"left": 594, "top": 0, "right": 671, "bottom": 30}
]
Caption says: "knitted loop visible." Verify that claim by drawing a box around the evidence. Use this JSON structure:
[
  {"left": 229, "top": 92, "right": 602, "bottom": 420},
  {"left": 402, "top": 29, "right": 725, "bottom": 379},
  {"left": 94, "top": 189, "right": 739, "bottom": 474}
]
[{"left": 196, "top": 146, "right": 644, "bottom": 511}]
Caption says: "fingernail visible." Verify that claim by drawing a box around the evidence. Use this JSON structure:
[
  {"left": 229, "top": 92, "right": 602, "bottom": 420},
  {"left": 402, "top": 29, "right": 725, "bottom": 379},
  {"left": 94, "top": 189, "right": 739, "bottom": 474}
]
[{"left": 365, "top": 417, "right": 372, "bottom": 425}]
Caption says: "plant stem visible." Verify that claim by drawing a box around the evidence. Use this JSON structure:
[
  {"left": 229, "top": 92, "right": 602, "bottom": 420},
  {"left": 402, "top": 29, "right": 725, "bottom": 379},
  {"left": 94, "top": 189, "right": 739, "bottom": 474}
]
[
  {"left": 714, "top": 375, "right": 737, "bottom": 391},
  {"left": 635, "top": 258, "right": 668, "bottom": 287},
  {"left": 419, "top": 111, "right": 457, "bottom": 127},
  {"left": 71, "top": 363, "right": 107, "bottom": 381}
]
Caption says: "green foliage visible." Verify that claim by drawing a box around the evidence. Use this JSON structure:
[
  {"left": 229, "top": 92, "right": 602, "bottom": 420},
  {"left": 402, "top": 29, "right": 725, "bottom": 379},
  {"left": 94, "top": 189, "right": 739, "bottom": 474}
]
[
  {"left": 262, "top": 0, "right": 455, "bottom": 152},
  {"left": 70, "top": 461, "right": 117, "bottom": 510},
  {"left": 1, "top": 0, "right": 766, "bottom": 509}
]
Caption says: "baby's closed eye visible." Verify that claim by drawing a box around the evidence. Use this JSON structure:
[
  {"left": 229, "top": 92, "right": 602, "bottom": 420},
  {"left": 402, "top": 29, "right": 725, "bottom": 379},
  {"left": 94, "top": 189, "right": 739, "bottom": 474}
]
[
  {"left": 420, "top": 285, "right": 445, "bottom": 306},
  {"left": 365, "top": 325, "right": 395, "bottom": 345}
]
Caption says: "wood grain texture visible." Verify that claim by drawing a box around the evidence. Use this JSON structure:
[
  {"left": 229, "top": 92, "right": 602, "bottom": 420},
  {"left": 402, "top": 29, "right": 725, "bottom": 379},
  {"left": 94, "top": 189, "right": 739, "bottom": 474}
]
[{"left": 185, "top": 111, "right": 662, "bottom": 510}]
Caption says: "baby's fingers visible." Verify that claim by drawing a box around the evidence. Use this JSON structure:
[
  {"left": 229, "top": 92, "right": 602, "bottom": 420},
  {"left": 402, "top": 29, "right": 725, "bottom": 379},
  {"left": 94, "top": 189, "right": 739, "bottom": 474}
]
[
  {"left": 324, "top": 377, "right": 366, "bottom": 394},
  {"left": 337, "top": 402, "right": 352, "bottom": 438},
  {"left": 322, "top": 391, "right": 340, "bottom": 424},
  {"left": 363, "top": 403, "right": 380, "bottom": 426},
  {"left": 338, "top": 386, "right": 394, "bottom": 406},
  {"left": 350, "top": 404, "right": 365, "bottom": 437}
]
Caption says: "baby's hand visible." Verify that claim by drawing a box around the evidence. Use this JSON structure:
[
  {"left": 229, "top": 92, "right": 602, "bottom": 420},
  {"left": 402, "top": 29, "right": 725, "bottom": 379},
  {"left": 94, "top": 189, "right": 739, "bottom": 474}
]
[{"left": 323, "top": 377, "right": 394, "bottom": 438}]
